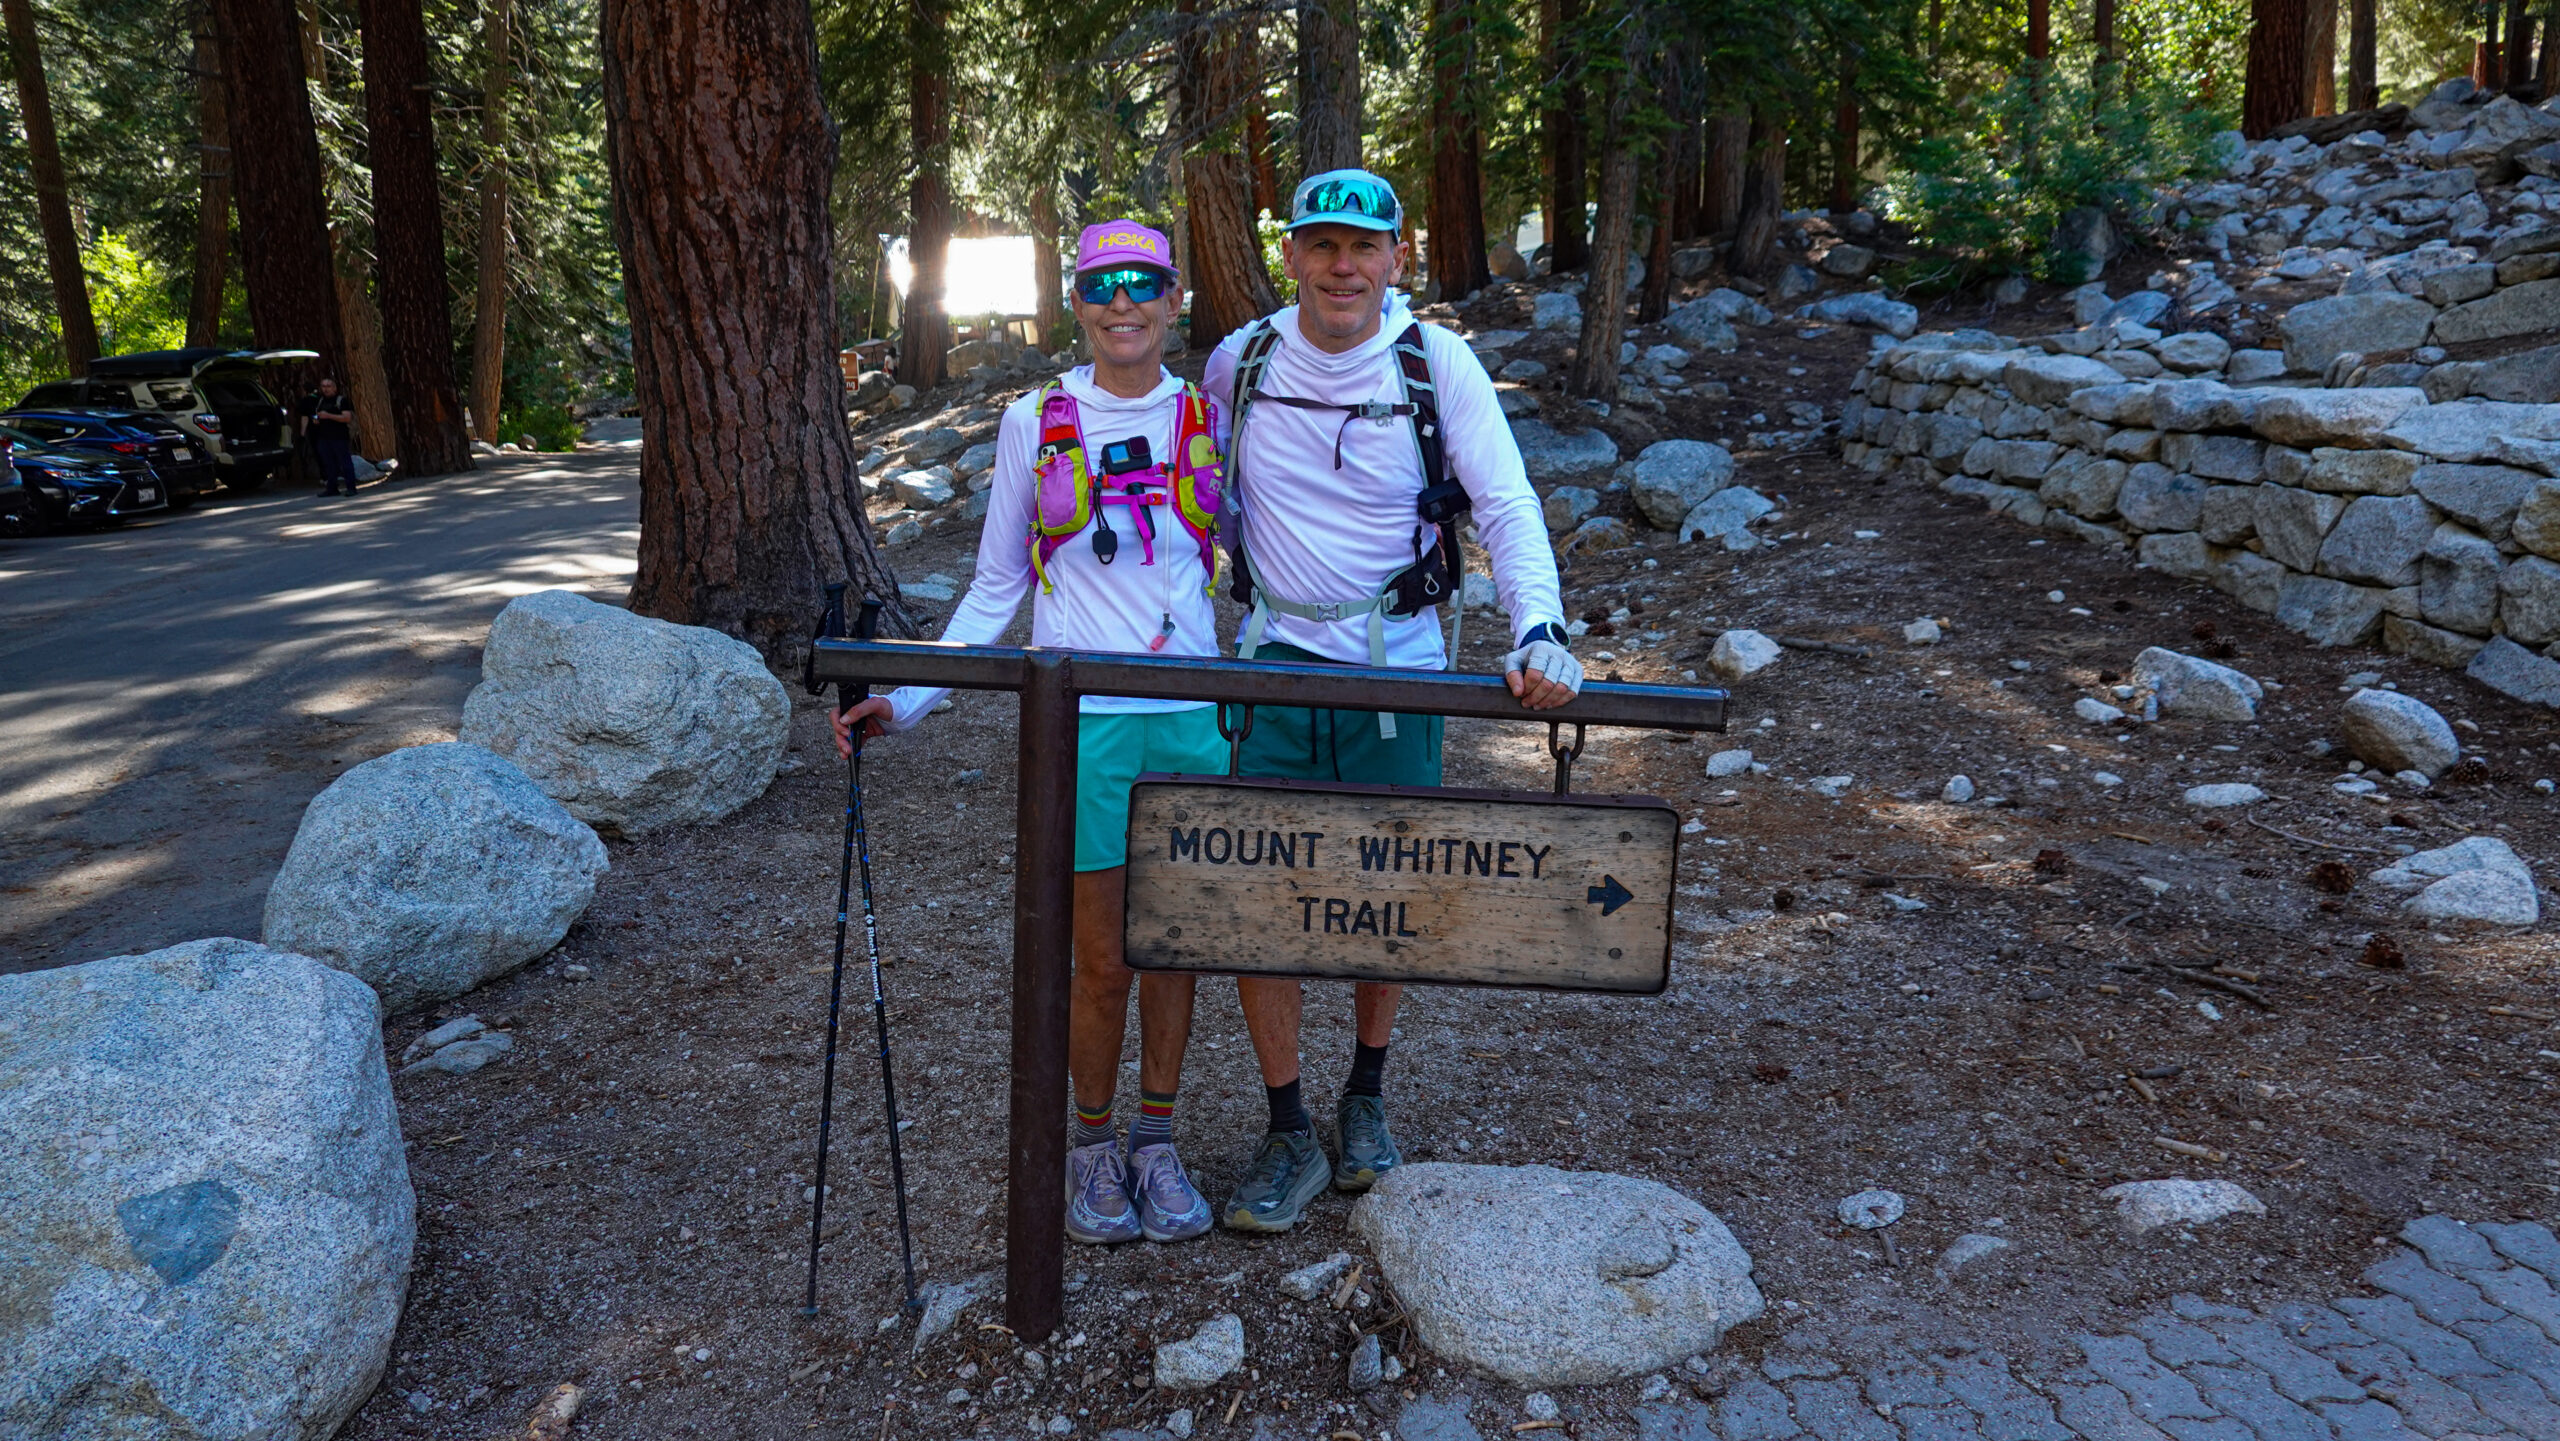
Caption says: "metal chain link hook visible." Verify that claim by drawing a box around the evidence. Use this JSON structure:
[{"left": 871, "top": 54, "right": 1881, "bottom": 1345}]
[
  {"left": 1217, "top": 703, "right": 1255, "bottom": 777},
  {"left": 1547, "top": 721, "right": 1586, "bottom": 795}
]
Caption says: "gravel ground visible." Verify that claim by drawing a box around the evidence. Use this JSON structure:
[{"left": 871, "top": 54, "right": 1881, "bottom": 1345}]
[{"left": 340, "top": 278, "right": 2560, "bottom": 1441}]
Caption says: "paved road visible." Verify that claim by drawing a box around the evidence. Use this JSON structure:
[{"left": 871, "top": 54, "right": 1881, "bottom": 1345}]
[
  {"left": 0, "top": 448, "right": 639, "bottom": 972},
  {"left": 1394, "top": 1216, "right": 2560, "bottom": 1441}
]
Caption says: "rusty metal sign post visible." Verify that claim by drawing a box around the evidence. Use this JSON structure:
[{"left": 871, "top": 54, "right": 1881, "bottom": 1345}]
[{"left": 805, "top": 639, "right": 1727, "bottom": 1343}]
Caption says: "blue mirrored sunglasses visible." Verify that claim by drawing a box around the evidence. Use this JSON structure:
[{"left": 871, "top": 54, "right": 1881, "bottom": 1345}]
[
  {"left": 1074, "top": 267, "right": 1169, "bottom": 305},
  {"left": 1293, "top": 177, "right": 1400, "bottom": 226}
]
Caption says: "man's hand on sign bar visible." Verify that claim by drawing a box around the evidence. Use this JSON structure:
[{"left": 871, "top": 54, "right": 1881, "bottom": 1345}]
[
  {"left": 1503, "top": 637, "right": 1583, "bottom": 711},
  {"left": 833, "top": 696, "right": 894, "bottom": 757}
]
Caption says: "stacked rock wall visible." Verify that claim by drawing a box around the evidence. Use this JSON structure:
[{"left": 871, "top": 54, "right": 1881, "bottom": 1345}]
[{"left": 1841, "top": 335, "right": 2560, "bottom": 707}]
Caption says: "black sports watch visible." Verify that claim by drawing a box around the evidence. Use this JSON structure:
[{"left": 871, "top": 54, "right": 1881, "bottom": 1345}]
[{"left": 1516, "top": 621, "right": 1572, "bottom": 650}]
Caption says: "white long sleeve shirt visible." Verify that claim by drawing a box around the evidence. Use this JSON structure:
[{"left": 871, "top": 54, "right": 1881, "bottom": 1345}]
[
  {"left": 876, "top": 367, "right": 1222, "bottom": 730},
  {"left": 1202, "top": 292, "right": 1563, "bottom": 669}
]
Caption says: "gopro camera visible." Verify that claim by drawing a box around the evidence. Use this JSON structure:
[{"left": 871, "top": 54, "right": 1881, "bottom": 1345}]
[{"left": 1100, "top": 436, "right": 1153, "bottom": 476}]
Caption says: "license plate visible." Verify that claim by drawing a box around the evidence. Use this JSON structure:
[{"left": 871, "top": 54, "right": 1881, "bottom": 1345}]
[
  {"left": 171, "top": 447, "right": 192, "bottom": 460},
  {"left": 136, "top": 489, "right": 156, "bottom": 502}
]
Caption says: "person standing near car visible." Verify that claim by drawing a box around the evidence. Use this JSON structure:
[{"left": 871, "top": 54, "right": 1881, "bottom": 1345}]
[{"left": 301, "top": 378, "right": 358, "bottom": 497}]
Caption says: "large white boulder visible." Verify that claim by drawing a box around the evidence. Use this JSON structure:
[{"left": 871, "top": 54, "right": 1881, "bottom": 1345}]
[
  {"left": 264, "top": 742, "right": 608, "bottom": 1013},
  {"left": 2370, "top": 836, "right": 2540, "bottom": 926},
  {"left": 1350, "top": 1163, "right": 1763, "bottom": 1387},
  {"left": 0, "top": 938, "right": 413, "bottom": 1439},
  {"left": 460, "top": 588, "right": 793, "bottom": 837},
  {"left": 1511, "top": 420, "right": 1620, "bottom": 482}
]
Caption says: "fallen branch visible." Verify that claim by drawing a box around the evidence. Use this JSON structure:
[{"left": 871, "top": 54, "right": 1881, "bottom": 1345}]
[
  {"left": 2153, "top": 962, "right": 2271, "bottom": 1010},
  {"left": 2243, "top": 817, "right": 2400, "bottom": 856},
  {"left": 520, "top": 1384, "right": 586, "bottom": 1441}
]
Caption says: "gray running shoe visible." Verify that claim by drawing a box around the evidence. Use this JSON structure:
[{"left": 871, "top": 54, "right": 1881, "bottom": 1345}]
[
  {"left": 1219, "top": 1129, "right": 1331, "bottom": 1233},
  {"left": 1333, "top": 1094, "right": 1402, "bottom": 1192},
  {"left": 1064, "top": 1139, "right": 1141, "bottom": 1244},
  {"left": 1129, "top": 1143, "right": 1213, "bottom": 1242}
]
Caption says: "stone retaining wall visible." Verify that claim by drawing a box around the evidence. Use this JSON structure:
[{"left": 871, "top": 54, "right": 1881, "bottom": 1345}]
[{"left": 1840, "top": 335, "right": 2560, "bottom": 707}]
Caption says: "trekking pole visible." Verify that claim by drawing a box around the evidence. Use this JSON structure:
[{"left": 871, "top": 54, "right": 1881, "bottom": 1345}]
[{"left": 801, "top": 584, "right": 921, "bottom": 1317}]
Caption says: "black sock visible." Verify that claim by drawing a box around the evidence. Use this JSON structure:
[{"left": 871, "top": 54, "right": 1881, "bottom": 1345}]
[
  {"left": 1266, "top": 1078, "right": 1310, "bottom": 1135},
  {"left": 1347, "top": 1042, "right": 1389, "bottom": 1099}
]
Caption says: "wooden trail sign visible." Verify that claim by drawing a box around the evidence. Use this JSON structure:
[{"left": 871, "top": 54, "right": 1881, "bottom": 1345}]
[{"left": 1122, "top": 775, "right": 1679, "bottom": 993}]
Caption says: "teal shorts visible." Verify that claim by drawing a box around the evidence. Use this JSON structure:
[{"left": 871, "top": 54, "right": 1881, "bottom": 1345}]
[
  {"left": 1077, "top": 707, "right": 1228, "bottom": 871},
  {"left": 1234, "top": 641, "right": 1444, "bottom": 786}
]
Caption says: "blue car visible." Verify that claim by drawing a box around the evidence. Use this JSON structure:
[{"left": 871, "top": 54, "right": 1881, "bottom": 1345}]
[
  {"left": 0, "top": 425, "right": 166, "bottom": 533},
  {"left": 1, "top": 408, "right": 218, "bottom": 506}
]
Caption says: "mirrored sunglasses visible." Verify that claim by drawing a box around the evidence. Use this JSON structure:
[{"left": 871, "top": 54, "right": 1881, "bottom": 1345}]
[
  {"left": 1074, "top": 267, "right": 1169, "bottom": 305},
  {"left": 1293, "top": 176, "right": 1400, "bottom": 226}
]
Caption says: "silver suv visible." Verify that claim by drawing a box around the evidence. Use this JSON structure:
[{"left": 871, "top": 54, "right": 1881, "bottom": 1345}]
[{"left": 21, "top": 347, "right": 313, "bottom": 492}]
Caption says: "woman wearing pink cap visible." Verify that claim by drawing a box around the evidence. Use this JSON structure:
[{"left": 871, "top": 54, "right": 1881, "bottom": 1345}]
[{"left": 834, "top": 219, "right": 1224, "bottom": 1246}]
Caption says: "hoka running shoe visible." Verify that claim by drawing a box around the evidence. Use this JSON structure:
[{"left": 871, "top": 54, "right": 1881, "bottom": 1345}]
[
  {"left": 1219, "top": 1129, "right": 1331, "bottom": 1233},
  {"left": 1332, "top": 1094, "right": 1402, "bottom": 1192},
  {"left": 1064, "top": 1138, "right": 1141, "bottom": 1244},
  {"left": 1129, "top": 1143, "right": 1213, "bottom": 1242}
]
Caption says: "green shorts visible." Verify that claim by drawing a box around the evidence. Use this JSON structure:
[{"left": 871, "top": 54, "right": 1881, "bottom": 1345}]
[
  {"left": 1234, "top": 641, "right": 1444, "bottom": 786},
  {"left": 1076, "top": 707, "right": 1228, "bottom": 871}
]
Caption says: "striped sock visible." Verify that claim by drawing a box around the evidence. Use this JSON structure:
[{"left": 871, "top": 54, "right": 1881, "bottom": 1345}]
[
  {"left": 1129, "top": 1089, "right": 1178, "bottom": 1150},
  {"left": 1070, "top": 1097, "right": 1116, "bottom": 1149}
]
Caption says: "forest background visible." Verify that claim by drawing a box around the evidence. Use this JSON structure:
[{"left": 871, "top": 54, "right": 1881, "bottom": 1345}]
[{"left": 0, "top": 0, "right": 2522, "bottom": 644}]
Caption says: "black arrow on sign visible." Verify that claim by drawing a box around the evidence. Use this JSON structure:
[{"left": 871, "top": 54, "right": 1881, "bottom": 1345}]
[{"left": 1585, "top": 875, "right": 1634, "bottom": 916}]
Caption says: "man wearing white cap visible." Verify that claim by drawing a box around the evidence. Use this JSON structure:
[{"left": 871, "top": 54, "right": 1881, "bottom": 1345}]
[{"left": 1204, "top": 168, "right": 1581, "bottom": 1232}]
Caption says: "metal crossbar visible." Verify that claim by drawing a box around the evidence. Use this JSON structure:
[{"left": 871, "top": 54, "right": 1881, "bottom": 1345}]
[{"left": 803, "top": 638, "right": 1728, "bottom": 1340}]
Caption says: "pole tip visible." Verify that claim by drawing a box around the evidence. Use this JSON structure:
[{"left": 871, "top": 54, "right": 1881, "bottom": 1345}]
[{"left": 799, "top": 1304, "right": 822, "bottom": 1319}]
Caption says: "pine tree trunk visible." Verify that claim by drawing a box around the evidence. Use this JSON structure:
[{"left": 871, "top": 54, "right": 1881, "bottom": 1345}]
[
  {"left": 2092, "top": 0, "right": 2118, "bottom": 103},
  {"left": 1297, "top": 0, "right": 1360, "bottom": 173},
  {"left": 2347, "top": 0, "right": 2376, "bottom": 109},
  {"left": 189, "top": 3, "right": 232, "bottom": 347},
  {"left": 2513, "top": 0, "right": 2534, "bottom": 87},
  {"left": 1179, "top": 0, "right": 1278, "bottom": 351},
  {"left": 1028, "top": 186, "right": 1063, "bottom": 351},
  {"left": 471, "top": 0, "right": 512, "bottom": 444},
  {"left": 2243, "top": 0, "right": 2310, "bottom": 139},
  {"left": 2026, "top": 0, "right": 2049, "bottom": 60},
  {"left": 1541, "top": 0, "right": 1586, "bottom": 272},
  {"left": 604, "top": 0, "right": 906, "bottom": 655},
  {"left": 1244, "top": 25, "right": 1277, "bottom": 218},
  {"left": 1702, "top": 111, "right": 1745, "bottom": 235},
  {"left": 1426, "top": 0, "right": 1489, "bottom": 304},
  {"left": 2306, "top": 0, "right": 2337, "bottom": 113},
  {"left": 898, "top": 0, "right": 949, "bottom": 391},
  {"left": 1830, "top": 51, "right": 1858, "bottom": 214},
  {"left": 330, "top": 243, "right": 398, "bottom": 463},
  {"left": 1669, "top": 119, "right": 1700, "bottom": 240},
  {"left": 1728, "top": 112, "right": 1784, "bottom": 278},
  {"left": 5, "top": 0, "right": 97, "bottom": 372},
  {"left": 1567, "top": 57, "right": 1635, "bottom": 401},
  {"left": 2540, "top": 4, "right": 2559, "bottom": 98},
  {"left": 1637, "top": 140, "right": 1673, "bottom": 324},
  {"left": 215, "top": 0, "right": 345, "bottom": 387},
  {"left": 360, "top": 0, "right": 473, "bottom": 476}
]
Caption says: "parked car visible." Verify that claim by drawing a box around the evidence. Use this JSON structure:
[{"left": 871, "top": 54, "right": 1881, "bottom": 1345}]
[
  {"left": 0, "top": 408, "right": 218, "bottom": 506},
  {"left": 18, "top": 347, "right": 313, "bottom": 492},
  {"left": 0, "top": 469, "right": 37, "bottom": 537},
  {"left": 0, "top": 426, "right": 166, "bottom": 531}
]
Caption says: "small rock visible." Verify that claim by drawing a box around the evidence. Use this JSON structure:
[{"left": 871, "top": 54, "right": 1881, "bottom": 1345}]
[
  {"left": 2093, "top": 771, "right": 2124, "bottom": 787},
  {"left": 2132, "top": 647, "right": 2263, "bottom": 721},
  {"left": 1152, "top": 1314, "right": 1246, "bottom": 1391},
  {"left": 2405, "top": 868, "right": 2541, "bottom": 926},
  {"left": 1936, "top": 1234, "right": 2013, "bottom": 1276},
  {"left": 1903, "top": 617, "right": 1943, "bottom": 645},
  {"left": 2182, "top": 783, "right": 2266, "bottom": 808},
  {"left": 1639, "top": 1373, "right": 1675, "bottom": 1402},
  {"left": 1836, "top": 1190, "right": 1904, "bottom": 1229},
  {"left": 1533, "top": 292, "right": 1582, "bottom": 331},
  {"left": 1524, "top": 1393, "right": 1561, "bottom": 1422},
  {"left": 1941, "top": 775, "right": 1975, "bottom": 803},
  {"left": 1047, "top": 1416, "right": 1073, "bottom": 1435},
  {"left": 1278, "top": 1253, "right": 1355, "bottom": 1301},
  {"left": 1167, "top": 1409, "right": 1195, "bottom": 1440},
  {"left": 912, "top": 1273, "right": 993, "bottom": 1354},
  {"left": 1348, "top": 1333, "right": 1383, "bottom": 1390},
  {"left": 1810, "top": 775, "right": 1854, "bottom": 798},
  {"left": 397, "top": 1031, "right": 514, "bottom": 1078},
  {"left": 2339, "top": 688, "right": 2460, "bottom": 778},
  {"left": 1707, "top": 629, "right": 1781, "bottom": 680},
  {"left": 2075, "top": 697, "right": 2127, "bottom": 724},
  {"left": 1705, "top": 749, "right": 1753, "bottom": 779},
  {"left": 2102, "top": 1179, "right": 2267, "bottom": 1237},
  {"left": 1543, "top": 486, "right": 1600, "bottom": 534}
]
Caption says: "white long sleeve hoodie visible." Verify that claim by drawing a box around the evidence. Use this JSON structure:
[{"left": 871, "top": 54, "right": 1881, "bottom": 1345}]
[
  {"left": 876, "top": 367, "right": 1223, "bottom": 730},
  {"left": 1201, "top": 291, "right": 1563, "bottom": 669}
]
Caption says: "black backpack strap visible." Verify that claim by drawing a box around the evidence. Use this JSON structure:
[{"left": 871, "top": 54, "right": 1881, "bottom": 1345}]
[
  {"left": 1224, "top": 320, "right": 1283, "bottom": 606},
  {"left": 1393, "top": 322, "right": 1468, "bottom": 583}
]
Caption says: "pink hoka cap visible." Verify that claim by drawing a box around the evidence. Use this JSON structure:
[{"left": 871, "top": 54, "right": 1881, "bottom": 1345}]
[{"left": 1074, "top": 219, "right": 1177, "bottom": 279}]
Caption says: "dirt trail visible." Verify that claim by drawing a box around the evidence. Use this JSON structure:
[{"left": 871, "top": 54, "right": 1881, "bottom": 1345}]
[{"left": 342, "top": 294, "right": 2559, "bottom": 1441}]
